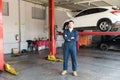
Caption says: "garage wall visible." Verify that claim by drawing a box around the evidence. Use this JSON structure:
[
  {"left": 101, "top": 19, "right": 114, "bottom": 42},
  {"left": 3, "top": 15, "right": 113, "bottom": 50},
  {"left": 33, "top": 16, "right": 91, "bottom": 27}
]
[
  {"left": 40, "top": 7, "right": 71, "bottom": 48},
  {"left": 3, "top": 0, "right": 19, "bottom": 54},
  {"left": 2, "top": 0, "right": 46, "bottom": 54},
  {"left": 55, "top": 8, "right": 70, "bottom": 30},
  {"left": 45, "top": 7, "right": 70, "bottom": 47},
  {"left": 20, "top": 1, "right": 46, "bottom": 50},
  {"left": 55, "top": 8, "right": 70, "bottom": 47},
  {"left": 2, "top": 0, "right": 70, "bottom": 54}
]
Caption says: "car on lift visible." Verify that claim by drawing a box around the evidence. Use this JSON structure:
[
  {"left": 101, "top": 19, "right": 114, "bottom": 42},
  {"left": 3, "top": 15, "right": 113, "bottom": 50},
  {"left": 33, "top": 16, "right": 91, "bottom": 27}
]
[
  {"left": 100, "top": 35, "right": 120, "bottom": 51},
  {"left": 63, "top": 6, "right": 120, "bottom": 32}
]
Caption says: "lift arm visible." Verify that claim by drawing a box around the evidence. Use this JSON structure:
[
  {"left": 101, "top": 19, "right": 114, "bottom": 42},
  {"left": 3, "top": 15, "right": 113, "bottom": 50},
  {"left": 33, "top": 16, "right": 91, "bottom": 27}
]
[{"left": 0, "top": 0, "right": 4, "bottom": 71}]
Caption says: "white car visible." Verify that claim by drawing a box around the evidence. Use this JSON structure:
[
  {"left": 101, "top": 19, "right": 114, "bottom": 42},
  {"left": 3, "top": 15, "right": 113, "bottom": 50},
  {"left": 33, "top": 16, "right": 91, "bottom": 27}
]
[{"left": 63, "top": 6, "right": 120, "bottom": 32}]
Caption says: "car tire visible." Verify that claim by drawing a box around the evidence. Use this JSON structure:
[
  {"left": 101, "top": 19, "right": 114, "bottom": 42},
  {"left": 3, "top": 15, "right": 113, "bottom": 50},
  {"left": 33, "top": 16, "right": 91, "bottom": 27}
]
[
  {"left": 98, "top": 20, "right": 112, "bottom": 32},
  {"left": 100, "top": 43, "right": 109, "bottom": 51}
]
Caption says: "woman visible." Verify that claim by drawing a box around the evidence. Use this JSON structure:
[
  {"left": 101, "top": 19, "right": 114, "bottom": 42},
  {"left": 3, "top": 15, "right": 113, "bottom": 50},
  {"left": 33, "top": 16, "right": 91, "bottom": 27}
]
[{"left": 61, "top": 20, "right": 78, "bottom": 76}]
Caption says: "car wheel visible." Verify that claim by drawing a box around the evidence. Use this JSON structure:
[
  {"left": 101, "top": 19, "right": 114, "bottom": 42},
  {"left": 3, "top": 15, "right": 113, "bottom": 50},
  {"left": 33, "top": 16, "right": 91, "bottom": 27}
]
[
  {"left": 98, "top": 20, "right": 112, "bottom": 32},
  {"left": 100, "top": 43, "right": 109, "bottom": 51}
]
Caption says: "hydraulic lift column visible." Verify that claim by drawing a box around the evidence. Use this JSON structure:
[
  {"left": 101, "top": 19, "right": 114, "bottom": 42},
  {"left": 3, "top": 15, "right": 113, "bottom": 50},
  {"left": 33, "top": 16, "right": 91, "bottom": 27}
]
[
  {"left": 0, "top": 0, "right": 4, "bottom": 71},
  {"left": 48, "top": 0, "right": 56, "bottom": 56}
]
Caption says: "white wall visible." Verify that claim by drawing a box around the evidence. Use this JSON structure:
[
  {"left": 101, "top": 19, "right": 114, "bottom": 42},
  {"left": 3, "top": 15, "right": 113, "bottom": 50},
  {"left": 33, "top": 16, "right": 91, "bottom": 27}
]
[
  {"left": 20, "top": 1, "right": 47, "bottom": 50},
  {"left": 3, "top": 0, "right": 19, "bottom": 54},
  {"left": 2, "top": 0, "right": 47, "bottom": 54},
  {"left": 55, "top": 8, "right": 70, "bottom": 47},
  {"left": 2, "top": 0, "right": 70, "bottom": 54}
]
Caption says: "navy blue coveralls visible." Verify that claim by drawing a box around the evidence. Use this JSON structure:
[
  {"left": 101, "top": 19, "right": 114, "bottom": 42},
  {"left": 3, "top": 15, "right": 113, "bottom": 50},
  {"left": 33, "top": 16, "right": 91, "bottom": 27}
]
[{"left": 63, "top": 29, "right": 78, "bottom": 71}]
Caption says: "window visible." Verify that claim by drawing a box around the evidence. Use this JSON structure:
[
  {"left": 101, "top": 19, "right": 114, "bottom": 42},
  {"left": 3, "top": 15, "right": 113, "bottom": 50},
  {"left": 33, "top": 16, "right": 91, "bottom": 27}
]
[
  {"left": 87, "top": 8, "right": 107, "bottom": 14},
  {"left": 75, "top": 8, "right": 107, "bottom": 17},
  {"left": 88, "top": 8, "right": 99, "bottom": 14},
  {"left": 75, "top": 10, "right": 88, "bottom": 17},
  {"left": 98, "top": 8, "right": 108, "bottom": 12},
  {"left": 75, "top": 9, "right": 93, "bottom": 17},
  {"left": 32, "top": 7, "right": 45, "bottom": 19},
  {"left": 2, "top": 2, "right": 9, "bottom": 16}
]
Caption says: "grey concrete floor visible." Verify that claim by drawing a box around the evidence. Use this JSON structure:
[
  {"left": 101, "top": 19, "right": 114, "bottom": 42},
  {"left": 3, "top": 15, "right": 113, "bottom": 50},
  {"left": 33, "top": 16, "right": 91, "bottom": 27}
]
[{"left": 1, "top": 48, "right": 120, "bottom": 80}]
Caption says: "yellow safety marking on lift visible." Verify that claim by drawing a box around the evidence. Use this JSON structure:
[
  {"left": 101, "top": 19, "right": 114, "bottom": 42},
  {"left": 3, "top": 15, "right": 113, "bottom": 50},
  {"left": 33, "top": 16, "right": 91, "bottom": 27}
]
[
  {"left": 47, "top": 54, "right": 63, "bottom": 62},
  {"left": 5, "top": 63, "right": 17, "bottom": 75}
]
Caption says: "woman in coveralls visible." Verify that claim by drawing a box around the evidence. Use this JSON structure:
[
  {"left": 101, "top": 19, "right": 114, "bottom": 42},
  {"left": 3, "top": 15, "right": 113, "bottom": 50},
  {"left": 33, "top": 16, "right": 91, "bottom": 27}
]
[{"left": 61, "top": 20, "right": 78, "bottom": 76}]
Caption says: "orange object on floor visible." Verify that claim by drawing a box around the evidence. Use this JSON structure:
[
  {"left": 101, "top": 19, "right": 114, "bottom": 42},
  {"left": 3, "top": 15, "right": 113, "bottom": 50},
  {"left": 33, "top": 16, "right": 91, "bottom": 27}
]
[{"left": 78, "top": 35, "right": 90, "bottom": 46}]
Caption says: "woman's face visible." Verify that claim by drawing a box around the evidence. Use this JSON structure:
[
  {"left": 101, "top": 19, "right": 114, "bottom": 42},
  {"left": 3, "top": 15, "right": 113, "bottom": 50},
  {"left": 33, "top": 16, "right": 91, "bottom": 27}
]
[{"left": 68, "top": 22, "right": 74, "bottom": 28}]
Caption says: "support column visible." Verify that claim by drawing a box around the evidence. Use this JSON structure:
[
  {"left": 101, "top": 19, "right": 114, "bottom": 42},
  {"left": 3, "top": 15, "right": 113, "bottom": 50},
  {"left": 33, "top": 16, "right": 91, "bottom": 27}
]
[
  {"left": 48, "top": 0, "right": 56, "bottom": 56},
  {"left": 0, "top": 0, "right": 4, "bottom": 71}
]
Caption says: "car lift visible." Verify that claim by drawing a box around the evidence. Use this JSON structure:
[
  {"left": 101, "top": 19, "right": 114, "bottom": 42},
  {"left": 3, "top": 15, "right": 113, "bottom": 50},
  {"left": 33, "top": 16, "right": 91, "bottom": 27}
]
[
  {"left": 0, "top": 0, "right": 4, "bottom": 71},
  {"left": 47, "top": 0, "right": 63, "bottom": 62},
  {"left": 1, "top": 0, "right": 120, "bottom": 70},
  {"left": 47, "top": 0, "right": 57, "bottom": 61},
  {"left": 47, "top": 0, "right": 120, "bottom": 61},
  {"left": 48, "top": 0, "right": 56, "bottom": 56}
]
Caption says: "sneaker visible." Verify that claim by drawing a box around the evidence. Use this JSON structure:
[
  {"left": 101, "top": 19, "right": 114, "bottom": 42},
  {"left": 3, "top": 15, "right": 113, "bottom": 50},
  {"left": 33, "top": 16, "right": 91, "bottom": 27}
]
[
  {"left": 61, "top": 70, "right": 67, "bottom": 75},
  {"left": 73, "top": 71, "right": 77, "bottom": 76}
]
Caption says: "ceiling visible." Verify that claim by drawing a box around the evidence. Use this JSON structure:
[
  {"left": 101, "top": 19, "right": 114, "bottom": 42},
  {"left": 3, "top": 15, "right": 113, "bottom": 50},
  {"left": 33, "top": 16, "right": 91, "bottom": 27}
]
[{"left": 23, "top": 0, "right": 120, "bottom": 12}]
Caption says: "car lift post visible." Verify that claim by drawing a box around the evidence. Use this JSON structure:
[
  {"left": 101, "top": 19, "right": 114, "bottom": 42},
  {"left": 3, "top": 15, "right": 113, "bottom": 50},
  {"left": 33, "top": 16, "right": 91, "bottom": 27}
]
[
  {"left": 48, "top": 0, "right": 56, "bottom": 56},
  {"left": 0, "top": 0, "right": 5, "bottom": 71}
]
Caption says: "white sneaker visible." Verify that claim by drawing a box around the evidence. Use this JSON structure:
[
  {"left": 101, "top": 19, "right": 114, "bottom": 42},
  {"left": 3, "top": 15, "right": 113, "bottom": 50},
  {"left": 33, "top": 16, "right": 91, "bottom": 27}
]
[
  {"left": 73, "top": 71, "right": 77, "bottom": 76},
  {"left": 61, "top": 70, "right": 67, "bottom": 75}
]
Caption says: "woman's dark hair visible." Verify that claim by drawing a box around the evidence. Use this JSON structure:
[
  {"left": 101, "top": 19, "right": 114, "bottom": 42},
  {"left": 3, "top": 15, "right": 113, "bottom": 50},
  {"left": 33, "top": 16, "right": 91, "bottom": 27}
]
[
  {"left": 62, "top": 22, "right": 68, "bottom": 30},
  {"left": 68, "top": 20, "right": 74, "bottom": 24},
  {"left": 62, "top": 20, "right": 74, "bottom": 30}
]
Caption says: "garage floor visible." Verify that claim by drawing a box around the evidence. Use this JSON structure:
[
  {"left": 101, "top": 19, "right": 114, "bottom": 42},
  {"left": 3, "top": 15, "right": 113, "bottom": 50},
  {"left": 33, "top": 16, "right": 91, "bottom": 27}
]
[{"left": 1, "top": 48, "right": 120, "bottom": 80}]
